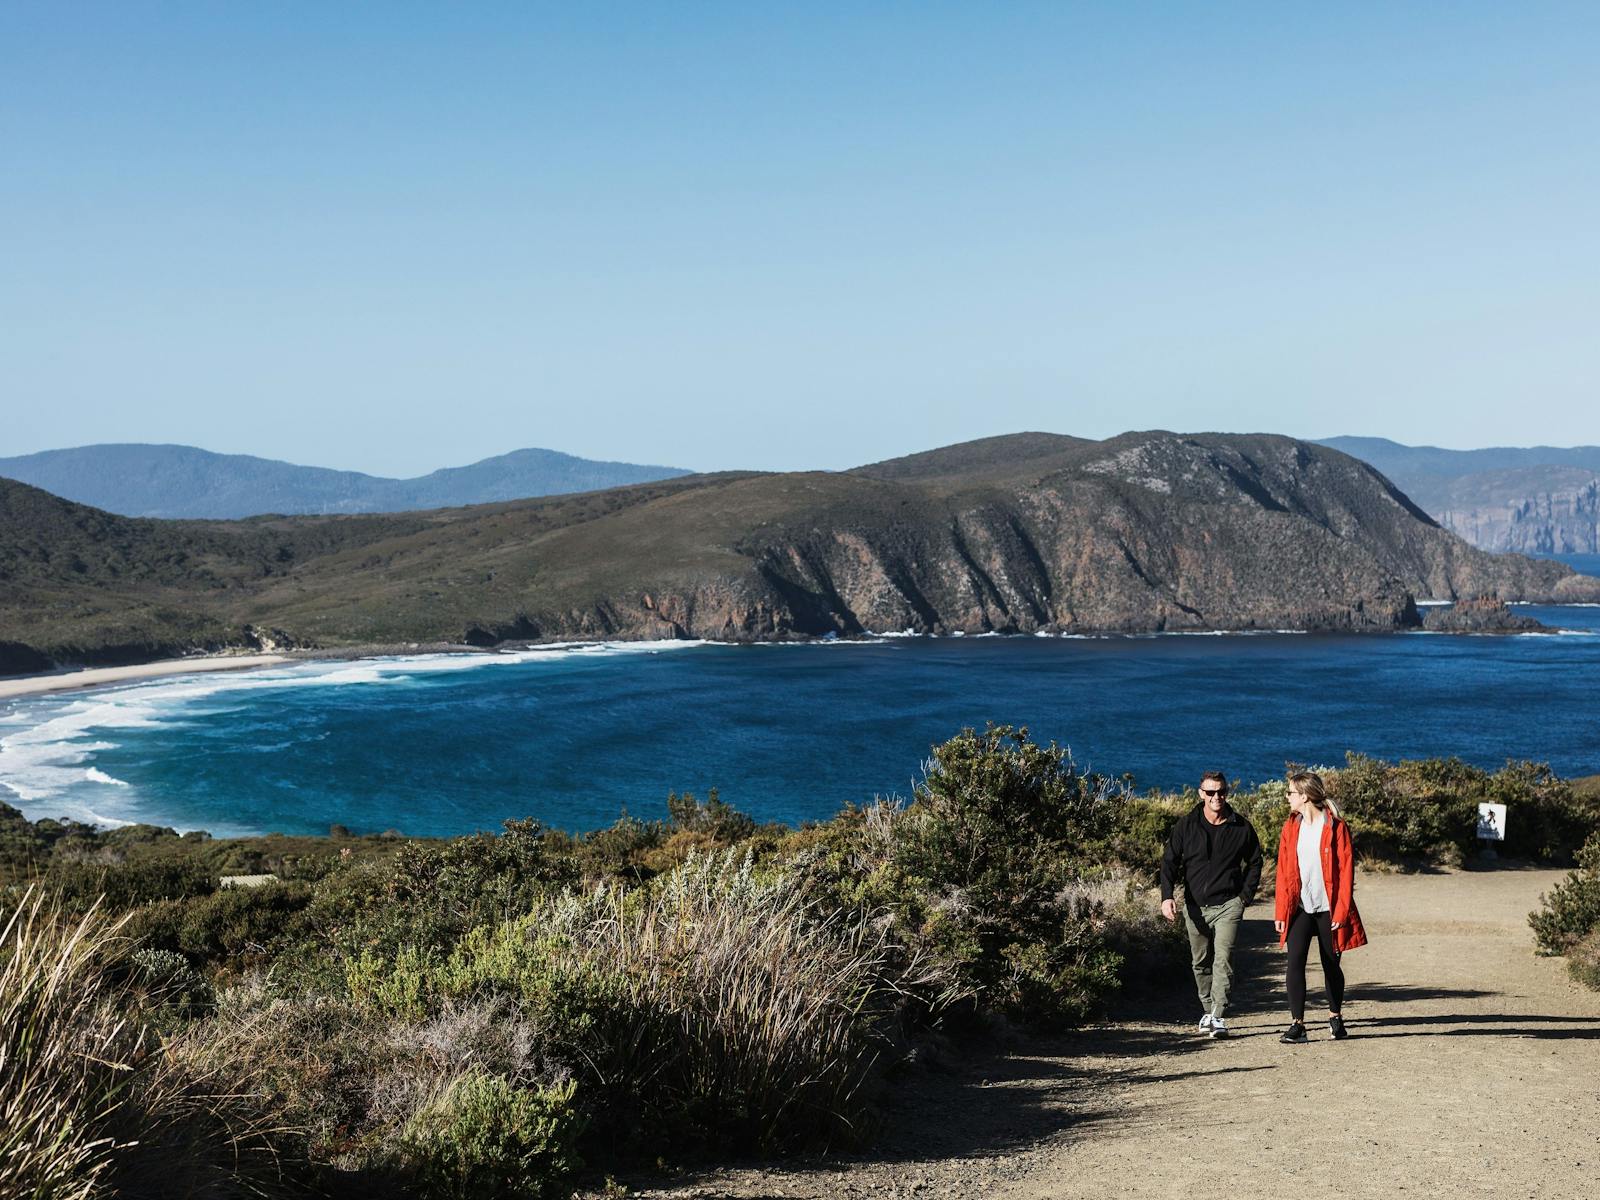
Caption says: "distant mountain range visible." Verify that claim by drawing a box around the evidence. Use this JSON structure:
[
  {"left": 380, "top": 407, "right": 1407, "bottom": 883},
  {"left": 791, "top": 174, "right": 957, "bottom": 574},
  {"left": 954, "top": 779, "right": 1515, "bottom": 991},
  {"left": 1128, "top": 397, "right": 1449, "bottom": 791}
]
[
  {"left": 1317, "top": 437, "right": 1600, "bottom": 554},
  {"left": 0, "top": 444, "right": 693, "bottom": 518},
  {"left": 4, "top": 430, "right": 1596, "bottom": 674}
]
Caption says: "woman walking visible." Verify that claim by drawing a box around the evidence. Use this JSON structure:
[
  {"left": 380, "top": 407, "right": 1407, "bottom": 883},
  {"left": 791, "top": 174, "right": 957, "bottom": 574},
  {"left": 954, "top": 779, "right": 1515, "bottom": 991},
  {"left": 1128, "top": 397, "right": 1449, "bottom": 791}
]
[{"left": 1274, "top": 771, "right": 1366, "bottom": 1043}]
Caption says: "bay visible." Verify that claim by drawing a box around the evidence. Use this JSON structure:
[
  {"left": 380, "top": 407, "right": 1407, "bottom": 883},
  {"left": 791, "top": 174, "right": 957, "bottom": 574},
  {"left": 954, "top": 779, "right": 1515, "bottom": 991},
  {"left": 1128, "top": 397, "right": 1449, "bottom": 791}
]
[{"left": 3, "top": 605, "right": 1599, "bottom": 838}]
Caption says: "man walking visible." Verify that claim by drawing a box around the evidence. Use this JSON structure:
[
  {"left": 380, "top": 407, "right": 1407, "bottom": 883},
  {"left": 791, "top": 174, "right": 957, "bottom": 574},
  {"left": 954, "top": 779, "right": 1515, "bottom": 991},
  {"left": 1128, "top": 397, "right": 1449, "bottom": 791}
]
[{"left": 1160, "top": 771, "right": 1263, "bottom": 1039}]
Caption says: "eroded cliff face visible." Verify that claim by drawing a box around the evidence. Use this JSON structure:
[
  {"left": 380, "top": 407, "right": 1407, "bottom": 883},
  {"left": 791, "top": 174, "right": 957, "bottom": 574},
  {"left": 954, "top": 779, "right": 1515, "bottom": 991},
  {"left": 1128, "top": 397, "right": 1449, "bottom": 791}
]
[{"left": 1436, "top": 476, "right": 1600, "bottom": 555}]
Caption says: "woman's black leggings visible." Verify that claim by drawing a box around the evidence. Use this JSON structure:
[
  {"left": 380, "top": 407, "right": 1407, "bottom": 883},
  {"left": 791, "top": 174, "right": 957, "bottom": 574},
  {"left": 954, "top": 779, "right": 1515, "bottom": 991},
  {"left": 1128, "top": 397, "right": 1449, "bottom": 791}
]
[{"left": 1285, "top": 908, "right": 1345, "bottom": 1020}]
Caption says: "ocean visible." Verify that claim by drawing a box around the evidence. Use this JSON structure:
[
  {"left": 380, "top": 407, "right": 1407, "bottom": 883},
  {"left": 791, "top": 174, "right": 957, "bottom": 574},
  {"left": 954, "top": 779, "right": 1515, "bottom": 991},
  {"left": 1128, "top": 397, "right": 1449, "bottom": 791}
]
[{"left": 4, "top": 600, "right": 1599, "bottom": 839}]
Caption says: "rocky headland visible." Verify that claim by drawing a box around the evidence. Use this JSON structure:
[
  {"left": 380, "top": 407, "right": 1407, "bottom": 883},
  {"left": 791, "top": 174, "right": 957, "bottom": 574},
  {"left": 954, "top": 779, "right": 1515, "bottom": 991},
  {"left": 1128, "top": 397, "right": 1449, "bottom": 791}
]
[{"left": 3, "top": 431, "right": 1599, "bottom": 674}]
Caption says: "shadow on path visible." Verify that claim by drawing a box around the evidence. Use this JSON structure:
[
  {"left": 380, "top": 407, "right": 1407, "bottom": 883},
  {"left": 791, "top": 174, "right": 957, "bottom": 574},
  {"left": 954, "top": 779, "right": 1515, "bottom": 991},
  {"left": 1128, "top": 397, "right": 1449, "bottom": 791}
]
[{"left": 1344, "top": 982, "right": 1502, "bottom": 1005}]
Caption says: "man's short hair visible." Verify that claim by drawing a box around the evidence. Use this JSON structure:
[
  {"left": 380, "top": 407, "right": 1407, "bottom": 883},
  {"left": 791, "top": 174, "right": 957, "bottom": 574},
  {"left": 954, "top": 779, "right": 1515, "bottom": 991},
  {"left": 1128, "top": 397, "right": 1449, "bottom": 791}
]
[{"left": 1200, "top": 770, "right": 1228, "bottom": 793}]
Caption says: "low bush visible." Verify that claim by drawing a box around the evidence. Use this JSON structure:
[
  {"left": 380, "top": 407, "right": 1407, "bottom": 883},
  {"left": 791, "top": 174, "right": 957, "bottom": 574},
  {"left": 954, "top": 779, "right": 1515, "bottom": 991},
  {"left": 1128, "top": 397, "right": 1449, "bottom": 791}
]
[
  {"left": 795, "top": 726, "right": 1139, "bottom": 1029},
  {"left": 125, "top": 879, "right": 314, "bottom": 973},
  {"left": 41, "top": 855, "right": 219, "bottom": 913},
  {"left": 1529, "top": 833, "right": 1600, "bottom": 968},
  {"left": 398, "top": 1072, "right": 583, "bottom": 1200},
  {"left": 1568, "top": 928, "right": 1600, "bottom": 990},
  {"left": 1100, "top": 793, "right": 1185, "bottom": 877},
  {"left": 1317, "top": 755, "right": 1600, "bottom": 867},
  {"left": 307, "top": 818, "right": 578, "bottom": 962}
]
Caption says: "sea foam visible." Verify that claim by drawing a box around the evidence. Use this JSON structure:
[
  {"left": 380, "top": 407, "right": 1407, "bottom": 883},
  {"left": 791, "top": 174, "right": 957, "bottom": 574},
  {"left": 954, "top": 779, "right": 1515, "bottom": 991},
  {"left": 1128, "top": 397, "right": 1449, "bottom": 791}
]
[{"left": 0, "top": 641, "right": 712, "bottom": 825}]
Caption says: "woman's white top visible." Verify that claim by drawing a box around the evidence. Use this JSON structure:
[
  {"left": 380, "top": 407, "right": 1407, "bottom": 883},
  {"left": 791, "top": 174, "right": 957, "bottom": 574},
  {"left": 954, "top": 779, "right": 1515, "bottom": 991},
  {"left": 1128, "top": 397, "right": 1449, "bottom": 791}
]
[{"left": 1297, "top": 814, "right": 1331, "bottom": 914}]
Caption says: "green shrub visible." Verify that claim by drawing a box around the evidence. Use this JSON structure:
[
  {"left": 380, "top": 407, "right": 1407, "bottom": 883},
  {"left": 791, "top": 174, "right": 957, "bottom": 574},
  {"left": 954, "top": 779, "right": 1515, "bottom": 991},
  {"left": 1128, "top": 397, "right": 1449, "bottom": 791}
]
[
  {"left": 1230, "top": 779, "right": 1292, "bottom": 859},
  {"left": 572, "top": 812, "right": 667, "bottom": 881},
  {"left": 665, "top": 787, "right": 757, "bottom": 841},
  {"left": 126, "top": 880, "right": 313, "bottom": 972},
  {"left": 40, "top": 856, "right": 218, "bottom": 914},
  {"left": 1484, "top": 761, "right": 1600, "bottom": 863},
  {"left": 1103, "top": 794, "right": 1185, "bottom": 877},
  {"left": 1529, "top": 833, "right": 1600, "bottom": 957},
  {"left": 1568, "top": 928, "right": 1600, "bottom": 991},
  {"left": 1331, "top": 754, "right": 1479, "bottom": 864},
  {"left": 1328, "top": 756, "right": 1600, "bottom": 867},
  {"left": 398, "top": 1073, "right": 583, "bottom": 1200},
  {"left": 307, "top": 818, "right": 578, "bottom": 961},
  {"left": 823, "top": 725, "right": 1131, "bottom": 1028}
]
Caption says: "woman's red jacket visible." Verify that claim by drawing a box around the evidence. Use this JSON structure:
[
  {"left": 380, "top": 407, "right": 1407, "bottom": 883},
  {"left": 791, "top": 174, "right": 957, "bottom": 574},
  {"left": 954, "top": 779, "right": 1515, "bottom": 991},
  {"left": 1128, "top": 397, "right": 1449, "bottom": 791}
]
[{"left": 1274, "top": 813, "right": 1368, "bottom": 953}]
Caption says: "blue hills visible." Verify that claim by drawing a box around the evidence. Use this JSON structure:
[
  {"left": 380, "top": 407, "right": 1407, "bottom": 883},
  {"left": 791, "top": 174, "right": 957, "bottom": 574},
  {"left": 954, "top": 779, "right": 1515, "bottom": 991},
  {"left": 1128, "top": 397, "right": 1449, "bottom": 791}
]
[{"left": 0, "top": 443, "right": 693, "bottom": 519}]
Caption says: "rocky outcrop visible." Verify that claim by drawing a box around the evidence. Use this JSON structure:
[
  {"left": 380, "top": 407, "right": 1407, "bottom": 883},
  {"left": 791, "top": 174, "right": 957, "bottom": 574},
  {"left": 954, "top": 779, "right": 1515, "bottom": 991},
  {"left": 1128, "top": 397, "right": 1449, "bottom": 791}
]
[{"left": 1419, "top": 598, "right": 1547, "bottom": 634}]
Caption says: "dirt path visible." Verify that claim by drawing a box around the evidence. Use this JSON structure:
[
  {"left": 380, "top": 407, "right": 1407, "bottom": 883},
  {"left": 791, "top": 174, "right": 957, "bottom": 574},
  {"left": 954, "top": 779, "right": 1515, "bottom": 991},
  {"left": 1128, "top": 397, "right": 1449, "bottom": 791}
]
[{"left": 612, "top": 868, "right": 1600, "bottom": 1200}]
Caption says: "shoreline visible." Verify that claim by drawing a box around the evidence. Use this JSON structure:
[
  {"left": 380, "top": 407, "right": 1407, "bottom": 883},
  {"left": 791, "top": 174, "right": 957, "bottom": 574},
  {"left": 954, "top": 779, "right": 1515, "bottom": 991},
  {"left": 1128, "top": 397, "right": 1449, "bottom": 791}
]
[
  {"left": 0, "top": 641, "right": 508, "bottom": 703},
  {"left": 0, "top": 654, "right": 293, "bottom": 701},
  {"left": 3, "top": 606, "right": 1598, "bottom": 703}
]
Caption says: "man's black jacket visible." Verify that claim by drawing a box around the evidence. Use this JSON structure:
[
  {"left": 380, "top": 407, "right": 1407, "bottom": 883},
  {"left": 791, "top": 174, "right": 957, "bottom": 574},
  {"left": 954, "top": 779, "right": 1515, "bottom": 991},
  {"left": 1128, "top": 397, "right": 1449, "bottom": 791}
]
[{"left": 1159, "top": 804, "right": 1264, "bottom": 907}]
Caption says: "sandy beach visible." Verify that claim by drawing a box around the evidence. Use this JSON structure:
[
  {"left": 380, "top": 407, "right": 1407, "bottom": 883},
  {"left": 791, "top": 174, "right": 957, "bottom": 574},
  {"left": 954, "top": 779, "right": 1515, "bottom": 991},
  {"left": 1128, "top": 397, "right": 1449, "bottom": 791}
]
[{"left": 0, "top": 655, "right": 290, "bottom": 701}]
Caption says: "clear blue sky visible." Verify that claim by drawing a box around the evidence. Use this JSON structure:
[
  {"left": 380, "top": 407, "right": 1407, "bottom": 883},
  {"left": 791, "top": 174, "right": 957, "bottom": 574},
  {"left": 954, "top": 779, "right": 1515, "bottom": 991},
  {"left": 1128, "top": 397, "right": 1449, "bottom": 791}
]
[{"left": 3, "top": 3, "right": 1596, "bottom": 477}]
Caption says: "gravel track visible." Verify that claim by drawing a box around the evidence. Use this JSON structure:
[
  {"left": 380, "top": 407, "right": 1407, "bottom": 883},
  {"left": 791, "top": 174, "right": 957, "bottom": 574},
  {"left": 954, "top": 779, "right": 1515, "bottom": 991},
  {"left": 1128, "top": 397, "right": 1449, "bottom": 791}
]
[{"left": 604, "top": 868, "right": 1600, "bottom": 1200}]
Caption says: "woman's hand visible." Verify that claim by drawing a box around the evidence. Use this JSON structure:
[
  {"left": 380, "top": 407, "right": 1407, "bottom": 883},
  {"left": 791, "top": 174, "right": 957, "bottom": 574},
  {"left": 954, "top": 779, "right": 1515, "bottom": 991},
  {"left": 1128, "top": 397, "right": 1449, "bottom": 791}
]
[
  {"left": 1274, "top": 919, "right": 1285, "bottom": 934},
  {"left": 1331, "top": 921, "right": 1342, "bottom": 930}
]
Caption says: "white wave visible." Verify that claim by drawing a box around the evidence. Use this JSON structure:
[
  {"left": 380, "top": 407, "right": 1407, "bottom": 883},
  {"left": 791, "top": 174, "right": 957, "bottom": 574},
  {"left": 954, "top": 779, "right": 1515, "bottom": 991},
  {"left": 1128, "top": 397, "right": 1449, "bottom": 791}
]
[
  {"left": 0, "top": 640, "right": 717, "bottom": 824},
  {"left": 1415, "top": 600, "right": 1454, "bottom": 607}
]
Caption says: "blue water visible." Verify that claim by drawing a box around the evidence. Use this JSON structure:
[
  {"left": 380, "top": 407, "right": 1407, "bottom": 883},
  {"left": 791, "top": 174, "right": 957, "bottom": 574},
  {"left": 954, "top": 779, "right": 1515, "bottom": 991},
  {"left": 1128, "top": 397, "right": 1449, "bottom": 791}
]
[{"left": 3, "top": 608, "right": 1599, "bottom": 838}]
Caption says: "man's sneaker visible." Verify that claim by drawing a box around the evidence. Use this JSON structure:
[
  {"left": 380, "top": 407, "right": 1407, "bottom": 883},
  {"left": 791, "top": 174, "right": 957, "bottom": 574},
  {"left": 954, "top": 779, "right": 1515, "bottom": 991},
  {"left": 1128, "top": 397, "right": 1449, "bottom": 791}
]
[
  {"left": 1329, "top": 1015, "right": 1348, "bottom": 1040},
  {"left": 1197, "top": 1013, "right": 1215, "bottom": 1032},
  {"left": 1208, "top": 1017, "right": 1228, "bottom": 1039},
  {"left": 1279, "top": 1021, "right": 1308, "bottom": 1044}
]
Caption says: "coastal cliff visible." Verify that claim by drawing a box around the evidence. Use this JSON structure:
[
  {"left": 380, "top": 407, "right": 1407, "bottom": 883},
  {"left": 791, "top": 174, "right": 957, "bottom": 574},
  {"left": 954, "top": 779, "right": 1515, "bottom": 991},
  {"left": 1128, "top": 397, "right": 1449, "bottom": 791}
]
[
  {"left": 1317, "top": 437, "right": 1600, "bottom": 554},
  {"left": 3, "top": 431, "right": 1597, "bottom": 671}
]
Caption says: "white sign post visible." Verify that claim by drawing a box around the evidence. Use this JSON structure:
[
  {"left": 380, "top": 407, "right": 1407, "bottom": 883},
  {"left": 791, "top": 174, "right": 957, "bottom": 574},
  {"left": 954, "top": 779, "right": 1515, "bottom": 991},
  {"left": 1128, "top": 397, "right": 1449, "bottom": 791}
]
[{"left": 1477, "top": 802, "right": 1507, "bottom": 859}]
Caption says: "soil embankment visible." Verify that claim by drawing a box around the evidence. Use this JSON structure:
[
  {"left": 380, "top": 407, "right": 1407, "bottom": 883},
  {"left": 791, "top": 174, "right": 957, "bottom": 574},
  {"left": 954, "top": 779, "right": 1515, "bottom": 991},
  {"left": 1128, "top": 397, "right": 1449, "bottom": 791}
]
[{"left": 613, "top": 868, "right": 1600, "bottom": 1200}]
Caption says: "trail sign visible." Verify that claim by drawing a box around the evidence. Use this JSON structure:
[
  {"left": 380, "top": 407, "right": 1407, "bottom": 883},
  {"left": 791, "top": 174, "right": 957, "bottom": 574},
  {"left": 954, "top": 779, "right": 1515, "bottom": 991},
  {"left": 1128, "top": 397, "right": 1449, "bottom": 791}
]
[{"left": 1477, "top": 803, "right": 1507, "bottom": 842}]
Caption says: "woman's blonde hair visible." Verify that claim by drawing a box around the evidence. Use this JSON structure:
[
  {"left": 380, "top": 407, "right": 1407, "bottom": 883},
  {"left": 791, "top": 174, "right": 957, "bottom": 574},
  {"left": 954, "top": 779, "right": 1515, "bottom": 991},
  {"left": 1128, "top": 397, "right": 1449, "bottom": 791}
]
[{"left": 1288, "top": 770, "right": 1339, "bottom": 818}]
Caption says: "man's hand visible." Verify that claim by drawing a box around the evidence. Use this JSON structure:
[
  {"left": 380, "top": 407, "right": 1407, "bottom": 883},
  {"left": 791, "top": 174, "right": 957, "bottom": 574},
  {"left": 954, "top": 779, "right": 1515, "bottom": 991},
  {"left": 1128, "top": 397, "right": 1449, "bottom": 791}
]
[{"left": 1161, "top": 898, "right": 1177, "bottom": 924}]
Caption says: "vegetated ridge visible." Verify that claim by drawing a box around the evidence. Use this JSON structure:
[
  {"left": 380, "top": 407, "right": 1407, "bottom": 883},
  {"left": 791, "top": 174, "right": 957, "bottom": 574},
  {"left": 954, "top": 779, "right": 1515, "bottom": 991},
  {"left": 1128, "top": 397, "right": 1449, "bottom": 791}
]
[
  {"left": 1318, "top": 435, "right": 1600, "bottom": 554},
  {"left": 0, "top": 443, "right": 693, "bottom": 519},
  {"left": 3, "top": 430, "right": 1598, "bottom": 674}
]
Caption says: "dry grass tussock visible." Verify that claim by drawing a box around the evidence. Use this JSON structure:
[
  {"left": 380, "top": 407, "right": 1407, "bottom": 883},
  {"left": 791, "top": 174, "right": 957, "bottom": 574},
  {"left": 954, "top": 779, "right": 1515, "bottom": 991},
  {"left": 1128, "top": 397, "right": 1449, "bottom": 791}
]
[
  {"left": 488, "top": 848, "right": 947, "bottom": 1150},
  {"left": 337, "top": 847, "right": 956, "bottom": 1156},
  {"left": 0, "top": 887, "right": 291, "bottom": 1200}
]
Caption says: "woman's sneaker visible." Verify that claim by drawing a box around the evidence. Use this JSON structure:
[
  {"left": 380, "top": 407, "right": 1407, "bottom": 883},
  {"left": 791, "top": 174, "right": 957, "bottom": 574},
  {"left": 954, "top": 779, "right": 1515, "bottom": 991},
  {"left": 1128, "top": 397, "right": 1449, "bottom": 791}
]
[
  {"left": 1329, "top": 1015, "right": 1348, "bottom": 1040},
  {"left": 1279, "top": 1021, "right": 1308, "bottom": 1044}
]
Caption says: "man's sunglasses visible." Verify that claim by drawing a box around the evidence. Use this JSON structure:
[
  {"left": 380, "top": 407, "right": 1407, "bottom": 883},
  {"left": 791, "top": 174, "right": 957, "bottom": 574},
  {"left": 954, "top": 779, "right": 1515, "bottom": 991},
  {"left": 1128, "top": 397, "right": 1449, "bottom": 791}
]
[{"left": 1200, "top": 787, "right": 1227, "bottom": 798}]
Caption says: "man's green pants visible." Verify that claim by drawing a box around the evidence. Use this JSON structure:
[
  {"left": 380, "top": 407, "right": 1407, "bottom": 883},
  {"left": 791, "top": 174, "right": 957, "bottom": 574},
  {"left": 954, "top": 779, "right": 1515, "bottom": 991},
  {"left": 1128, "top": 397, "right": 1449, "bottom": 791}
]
[{"left": 1184, "top": 895, "right": 1244, "bottom": 1018}]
